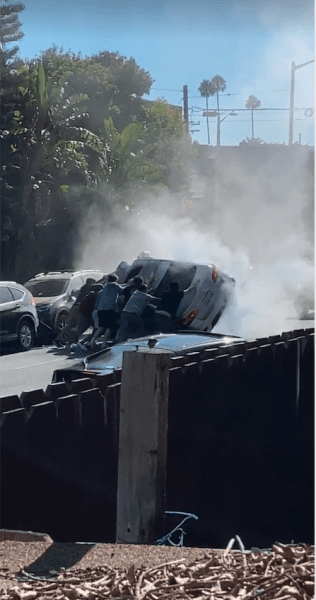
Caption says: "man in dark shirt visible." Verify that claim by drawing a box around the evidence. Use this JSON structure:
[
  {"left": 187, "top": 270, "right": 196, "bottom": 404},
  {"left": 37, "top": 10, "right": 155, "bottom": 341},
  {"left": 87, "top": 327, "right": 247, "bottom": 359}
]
[{"left": 121, "top": 275, "right": 144, "bottom": 306}]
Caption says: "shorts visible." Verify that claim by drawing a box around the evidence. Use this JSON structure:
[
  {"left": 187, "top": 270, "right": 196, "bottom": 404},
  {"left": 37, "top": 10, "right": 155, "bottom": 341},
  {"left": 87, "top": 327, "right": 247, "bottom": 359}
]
[{"left": 97, "top": 309, "right": 118, "bottom": 330}]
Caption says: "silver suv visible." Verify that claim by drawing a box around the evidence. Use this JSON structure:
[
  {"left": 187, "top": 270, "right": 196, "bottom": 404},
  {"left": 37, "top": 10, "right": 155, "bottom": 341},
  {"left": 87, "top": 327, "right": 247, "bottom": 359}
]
[
  {"left": 24, "top": 270, "right": 105, "bottom": 336},
  {"left": 0, "top": 282, "right": 39, "bottom": 350}
]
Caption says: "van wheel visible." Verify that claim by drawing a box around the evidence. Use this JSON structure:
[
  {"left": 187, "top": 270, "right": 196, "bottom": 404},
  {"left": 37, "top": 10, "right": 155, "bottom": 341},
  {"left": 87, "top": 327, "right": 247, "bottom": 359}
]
[{"left": 17, "top": 321, "right": 35, "bottom": 351}]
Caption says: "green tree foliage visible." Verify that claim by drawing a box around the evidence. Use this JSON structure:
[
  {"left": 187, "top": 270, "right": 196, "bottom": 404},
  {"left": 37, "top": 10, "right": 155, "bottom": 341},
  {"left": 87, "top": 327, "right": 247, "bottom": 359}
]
[
  {"left": 245, "top": 95, "right": 261, "bottom": 138},
  {"left": 1, "top": 44, "right": 187, "bottom": 280},
  {"left": 0, "top": 0, "right": 25, "bottom": 273},
  {"left": 102, "top": 100, "right": 186, "bottom": 191},
  {"left": 90, "top": 51, "right": 153, "bottom": 131},
  {"left": 10, "top": 61, "right": 107, "bottom": 280},
  {"left": 0, "top": 0, "right": 24, "bottom": 65}
]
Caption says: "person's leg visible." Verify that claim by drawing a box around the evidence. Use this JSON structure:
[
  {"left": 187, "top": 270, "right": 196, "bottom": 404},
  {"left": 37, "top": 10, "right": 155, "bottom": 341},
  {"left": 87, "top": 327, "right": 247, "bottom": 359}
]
[
  {"left": 131, "top": 314, "right": 145, "bottom": 339},
  {"left": 119, "top": 312, "right": 143, "bottom": 341},
  {"left": 100, "top": 328, "right": 112, "bottom": 349},
  {"left": 55, "top": 306, "right": 77, "bottom": 344},
  {"left": 76, "top": 312, "right": 89, "bottom": 339},
  {"left": 116, "top": 312, "right": 131, "bottom": 343},
  {"left": 87, "top": 326, "right": 105, "bottom": 347},
  {"left": 86, "top": 310, "right": 105, "bottom": 346},
  {"left": 100, "top": 311, "right": 119, "bottom": 348}
]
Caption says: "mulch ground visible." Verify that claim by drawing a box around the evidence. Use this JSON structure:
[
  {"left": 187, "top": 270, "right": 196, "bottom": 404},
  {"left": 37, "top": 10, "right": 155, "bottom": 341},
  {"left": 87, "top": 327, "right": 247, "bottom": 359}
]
[{"left": 0, "top": 540, "right": 314, "bottom": 599}]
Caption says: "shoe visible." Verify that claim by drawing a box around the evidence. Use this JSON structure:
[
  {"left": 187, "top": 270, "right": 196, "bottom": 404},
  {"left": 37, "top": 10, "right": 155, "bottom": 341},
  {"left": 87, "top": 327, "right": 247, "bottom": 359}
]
[{"left": 78, "top": 341, "right": 88, "bottom": 350}]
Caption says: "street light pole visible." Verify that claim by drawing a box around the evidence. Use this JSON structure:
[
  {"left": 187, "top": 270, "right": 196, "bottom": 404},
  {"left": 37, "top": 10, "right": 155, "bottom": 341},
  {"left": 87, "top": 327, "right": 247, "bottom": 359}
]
[
  {"left": 288, "top": 59, "right": 314, "bottom": 145},
  {"left": 216, "top": 111, "right": 237, "bottom": 145}
]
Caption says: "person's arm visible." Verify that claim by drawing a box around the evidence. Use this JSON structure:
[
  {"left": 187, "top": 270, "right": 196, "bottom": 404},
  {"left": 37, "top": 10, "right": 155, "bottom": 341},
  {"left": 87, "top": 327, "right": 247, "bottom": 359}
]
[{"left": 147, "top": 293, "right": 158, "bottom": 302}]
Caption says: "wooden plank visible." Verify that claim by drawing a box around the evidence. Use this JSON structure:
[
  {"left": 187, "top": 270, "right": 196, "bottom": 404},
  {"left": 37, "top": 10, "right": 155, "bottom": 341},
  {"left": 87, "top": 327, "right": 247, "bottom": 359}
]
[{"left": 116, "top": 349, "right": 170, "bottom": 545}]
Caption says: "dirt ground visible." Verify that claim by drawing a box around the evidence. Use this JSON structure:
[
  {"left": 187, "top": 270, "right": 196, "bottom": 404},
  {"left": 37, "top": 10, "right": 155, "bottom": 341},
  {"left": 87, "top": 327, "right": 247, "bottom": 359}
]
[{"left": 0, "top": 539, "right": 314, "bottom": 598}]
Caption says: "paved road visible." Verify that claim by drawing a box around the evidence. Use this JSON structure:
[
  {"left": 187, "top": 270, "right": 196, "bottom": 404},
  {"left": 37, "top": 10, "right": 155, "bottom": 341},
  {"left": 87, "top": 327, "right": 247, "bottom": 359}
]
[
  {"left": 0, "top": 345, "right": 79, "bottom": 398},
  {"left": 0, "top": 317, "right": 314, "bottom": 399}
]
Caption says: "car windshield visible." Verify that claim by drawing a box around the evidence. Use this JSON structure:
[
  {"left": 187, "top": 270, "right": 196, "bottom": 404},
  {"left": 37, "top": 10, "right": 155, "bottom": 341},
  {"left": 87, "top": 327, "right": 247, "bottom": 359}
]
[{"left": 24, "top": 279, "right": 69, "bottom": 297}]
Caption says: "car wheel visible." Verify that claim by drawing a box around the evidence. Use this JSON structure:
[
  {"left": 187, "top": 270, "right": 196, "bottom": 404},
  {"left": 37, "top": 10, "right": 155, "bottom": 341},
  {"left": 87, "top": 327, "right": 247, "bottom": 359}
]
[
  {"left": 56, "top": 312, "right": 68, "bottom": 333},
  {"left": 17, "top": 320, "right": 35, "bottom": 351}
]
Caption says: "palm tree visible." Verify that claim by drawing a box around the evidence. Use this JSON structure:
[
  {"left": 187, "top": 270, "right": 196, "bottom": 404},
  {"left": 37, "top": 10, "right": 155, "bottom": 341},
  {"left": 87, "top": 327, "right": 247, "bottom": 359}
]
[
  {"left": 245, "top": 95, "right": 261, "bottom": 138},
  {"left": 209, "top": 75, "right": 226, "bottom": 146},
  {"left": 198, "top": 79, "right": 212, "bottom": 145}
]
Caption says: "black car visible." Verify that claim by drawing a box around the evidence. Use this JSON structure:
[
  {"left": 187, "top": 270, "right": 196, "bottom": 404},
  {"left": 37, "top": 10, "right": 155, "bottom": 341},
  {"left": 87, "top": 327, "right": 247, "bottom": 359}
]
[
  {"left": 0, "top": 282, "right": 39, "bottom": 350},
  {"left": 52, "top": 331, "right": 243, "bottom": 383},
  {"left": 24, "top": 269, "right": 105, "bottom": 336}
]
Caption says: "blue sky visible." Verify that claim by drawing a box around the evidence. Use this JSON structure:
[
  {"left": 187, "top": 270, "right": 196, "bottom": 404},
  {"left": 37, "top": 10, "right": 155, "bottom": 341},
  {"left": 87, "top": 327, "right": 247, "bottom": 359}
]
[{"left": 17, "top": 0, "right": 314, "bottom": 146}]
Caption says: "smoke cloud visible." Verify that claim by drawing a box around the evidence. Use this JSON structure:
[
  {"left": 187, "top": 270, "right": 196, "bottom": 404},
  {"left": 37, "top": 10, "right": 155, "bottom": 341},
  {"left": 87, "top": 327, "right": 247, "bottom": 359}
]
[{"left": 75, "top": 146, "right": 314, "bottom": 339}]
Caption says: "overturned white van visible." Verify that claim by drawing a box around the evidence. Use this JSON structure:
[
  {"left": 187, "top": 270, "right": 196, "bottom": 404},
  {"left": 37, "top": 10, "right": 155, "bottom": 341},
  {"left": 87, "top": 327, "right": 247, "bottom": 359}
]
[{"left": 115, "top": 253, "right": 236, "bottom": 332}]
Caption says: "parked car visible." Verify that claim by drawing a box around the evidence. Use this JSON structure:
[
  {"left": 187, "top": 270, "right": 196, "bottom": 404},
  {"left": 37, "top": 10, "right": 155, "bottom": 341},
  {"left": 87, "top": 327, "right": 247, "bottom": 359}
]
[
  {"left": 0, "top": 281, "right": 39, "bottom": 350},
  {"left": 52, "top": 331, "right": 243, "bottom": 383},
  {"left": 115, "top": 253, "right": 236, "bottom": 332},
  {"left": 24, "top": 269, "right": 105, "bottom": 336}
]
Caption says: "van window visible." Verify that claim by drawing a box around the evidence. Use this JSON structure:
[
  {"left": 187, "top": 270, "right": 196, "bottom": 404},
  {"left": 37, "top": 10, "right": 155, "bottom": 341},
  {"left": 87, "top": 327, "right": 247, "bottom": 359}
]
[{"left": 155, "top": 263, "right": 197, "bottom": 296}]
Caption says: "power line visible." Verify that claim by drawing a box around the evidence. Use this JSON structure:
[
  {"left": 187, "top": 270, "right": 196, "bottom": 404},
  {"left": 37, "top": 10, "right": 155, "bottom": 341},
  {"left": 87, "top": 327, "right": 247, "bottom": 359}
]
[
  {"left": 189, "top": 89, "right": 290, "bottom": 99},
  {"left": 151, "top": 87, "right": 183, "bottom": 92},
  {"left": 214, "top": 118, "right": 313, "bottom": 122},
  {"left": 191, "top": 107, "right": 314, "bottom": 112}
]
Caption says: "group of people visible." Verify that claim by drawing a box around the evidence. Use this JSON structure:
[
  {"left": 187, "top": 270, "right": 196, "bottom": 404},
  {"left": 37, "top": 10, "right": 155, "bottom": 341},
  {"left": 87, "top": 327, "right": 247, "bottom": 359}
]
[{"left": 55, "top": 272, "right": 194, "bottom": 350}]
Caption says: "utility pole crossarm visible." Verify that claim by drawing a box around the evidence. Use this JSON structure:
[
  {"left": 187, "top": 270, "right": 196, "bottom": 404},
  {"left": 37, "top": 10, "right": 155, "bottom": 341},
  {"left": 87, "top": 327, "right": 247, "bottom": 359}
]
[{"left": 294, "top": 59, "right": 315, "bottom": 70}]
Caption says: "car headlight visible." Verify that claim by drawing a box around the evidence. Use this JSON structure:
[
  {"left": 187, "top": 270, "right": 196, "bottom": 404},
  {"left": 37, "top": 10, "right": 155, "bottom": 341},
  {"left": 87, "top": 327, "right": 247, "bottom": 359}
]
[{"left": 37, "top": 304, "right": 50, "bottom": 312}]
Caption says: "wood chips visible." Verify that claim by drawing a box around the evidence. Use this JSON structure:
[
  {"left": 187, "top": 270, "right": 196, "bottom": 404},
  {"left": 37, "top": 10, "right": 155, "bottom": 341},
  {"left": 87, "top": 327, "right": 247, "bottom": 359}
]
[{"left": 0, "top": 543, "right": 314, "bottom": 600}]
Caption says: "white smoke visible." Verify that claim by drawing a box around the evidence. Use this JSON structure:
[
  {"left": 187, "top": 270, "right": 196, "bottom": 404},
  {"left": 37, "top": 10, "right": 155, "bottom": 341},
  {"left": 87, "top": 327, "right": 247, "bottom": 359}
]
[{"left": 74, "top": 144, "right": 313, "bottom": 340}]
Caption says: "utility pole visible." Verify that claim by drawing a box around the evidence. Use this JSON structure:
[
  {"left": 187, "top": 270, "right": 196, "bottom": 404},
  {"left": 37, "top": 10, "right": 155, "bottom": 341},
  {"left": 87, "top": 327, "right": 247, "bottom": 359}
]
[
  {"left": 289, "top": 59, "right": 314, "bottom": 145},
  {"left": 183, "top": 85, "right": 189, "bottom": 134}
]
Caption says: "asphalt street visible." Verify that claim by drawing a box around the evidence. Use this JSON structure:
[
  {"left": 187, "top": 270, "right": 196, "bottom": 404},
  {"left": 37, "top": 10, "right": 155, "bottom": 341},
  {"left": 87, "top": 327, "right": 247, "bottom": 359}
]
[{"left": 0, "top": 314, "right": 313, "bottom": 398}]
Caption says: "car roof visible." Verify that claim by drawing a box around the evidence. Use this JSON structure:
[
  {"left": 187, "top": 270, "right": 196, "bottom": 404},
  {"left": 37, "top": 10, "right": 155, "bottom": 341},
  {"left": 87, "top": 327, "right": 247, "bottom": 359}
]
[
  {"left": 132, "top": 257, "right": 215, "bottom": 267},
  {"left": 27, "top": 270, "right": 104, "bottom": 281},
  {"left": 1, "top": 281, "right": 27, "bottom": 288},
  {"left": 82, "top": 332, "right": 242, "bottom": 372}
]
